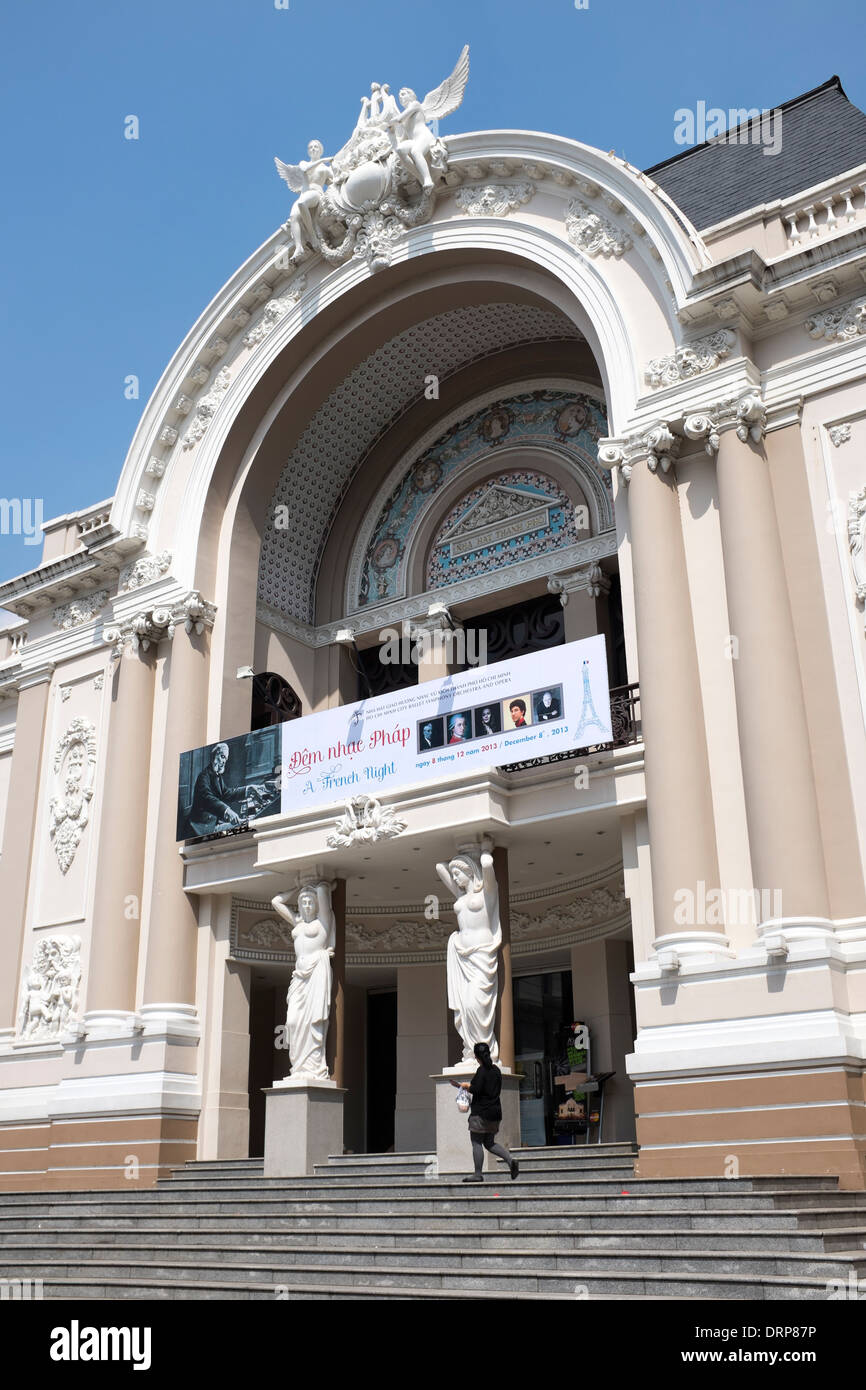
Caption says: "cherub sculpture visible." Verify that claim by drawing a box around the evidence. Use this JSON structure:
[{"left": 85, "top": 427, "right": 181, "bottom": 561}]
[
  {"left": 386, "top": 45, "right": 470, "bottom": 190},
  {"left": 273, "top": 138, "right": 334, "bottom": 263}
]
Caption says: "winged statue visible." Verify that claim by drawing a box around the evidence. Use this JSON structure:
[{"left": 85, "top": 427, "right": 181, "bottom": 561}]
[
  {"left": 387, "top": 45, "right": 470, "bottom": 189},
  {"left": 273, "top": 138, "right": 333, "bottom": 262},
  {"left": 272, "top": 46, "right": 470, "bottom": 272}
]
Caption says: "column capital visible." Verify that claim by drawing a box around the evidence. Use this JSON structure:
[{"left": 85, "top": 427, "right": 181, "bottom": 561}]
[
  {"left": 683, "top": 389, "right": 768, "bottom": 454},
  {"left": 547, "top": 562, "right": 610, "bottom": 604},
  {"left": 598, "top": 421, "right": 680, "bottom": 484},
  {"left": 105, "top": 590, "right": 217, "bottom": 655}
]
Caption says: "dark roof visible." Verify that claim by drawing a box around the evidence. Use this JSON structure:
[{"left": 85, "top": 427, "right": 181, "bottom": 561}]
[{"left": 644, "top": 77, "right": 866, "bottom": 229}]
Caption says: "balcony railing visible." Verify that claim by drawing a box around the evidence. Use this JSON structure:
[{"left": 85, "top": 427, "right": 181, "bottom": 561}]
[{"left": 498, "top": 682, "right": 641, "bottom": 773}]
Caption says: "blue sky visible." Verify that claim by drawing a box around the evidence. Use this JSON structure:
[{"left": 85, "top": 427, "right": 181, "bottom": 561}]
[{"left": 1, "top": 0, "right": 864, "bottom": 587}]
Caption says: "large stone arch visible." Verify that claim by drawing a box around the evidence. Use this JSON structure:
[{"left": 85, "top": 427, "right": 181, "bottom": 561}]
[{"left": 104, "top": 130, "right": 707, "bottom": 738}]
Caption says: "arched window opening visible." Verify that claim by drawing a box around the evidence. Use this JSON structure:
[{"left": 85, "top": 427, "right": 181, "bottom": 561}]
[{"left": 250, "top": 672, "right": 302, "bottom": 731}]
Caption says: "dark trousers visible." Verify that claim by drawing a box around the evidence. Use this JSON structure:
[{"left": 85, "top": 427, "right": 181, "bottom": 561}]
[{"left": 470, "top": 1128, "right": 513, "bottom": 1175}]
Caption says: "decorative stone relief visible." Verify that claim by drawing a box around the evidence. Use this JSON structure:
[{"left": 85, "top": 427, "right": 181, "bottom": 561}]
[
  {"left": 93, "top": 673, "right": 104, "bottom": 692},
  {"left": 17, "top": 935, "right": 82, "bottom": 1041},
  {"left": 455, "top": 182, "right": 534, "bottom": 217},
  {"left": 60, "top": 686, "right": 71, "bottom": 702},
  {"left": 119, "top": 551, "right": 172, "bottom": 593},
  {"left": 644, "top": 329, "right": 736, "bottom": 389},
  {"left": 48, "top": 718, "right": 97, "bottom": 873},
  {"left": 326, "top": 794, "right": 407, "bottom": 848},
  {"left": 829, "top": 423, "right": 852, "bottom": 447},
  {"left": 274, "top": 46, "right": 470, "bottom": 272},
  {"left": 805, "top": 295, "right": 866, "bottom": 341},
  {"left": 511, "top": 881, "right": 627, "bottom": 939},
  {"left": 241, "top": 278, "right": 307, "bottom": 349},
  {"left": 240, "top": 917, "right": 295, "bottom": 952},
  {"left": 181, "top": 367, "right": 232, "bottom": 449},
  {"left": 848, "top": 487, "right": 866, "bottom": 605},
  {"left": 52, "top": 589, "right": 109, "bottom": 631},
  {"left": 347, "top": 919, "right": 449, "bottom": 952},
  {"left": 565, "top": 198, "right": 632, "bottom": 258}
]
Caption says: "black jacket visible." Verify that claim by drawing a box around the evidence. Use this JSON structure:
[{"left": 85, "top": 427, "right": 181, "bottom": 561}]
[
  {"left": 190, "top": 765, "right": 246, "bottom": 821},
  {"left": 469, "top": 1064, "right": 502, "bottom": 1122}
]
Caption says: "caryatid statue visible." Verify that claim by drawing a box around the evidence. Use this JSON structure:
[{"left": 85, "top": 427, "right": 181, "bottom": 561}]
[
  {"left": 271, "top": 880, "right": 336, "bottom": 1081},
  {"left": 273, "top": 139, "right": 334, "bottom": 263},
  {"left": 436, "top": 849, "right": 502, "bottom": 1066}
]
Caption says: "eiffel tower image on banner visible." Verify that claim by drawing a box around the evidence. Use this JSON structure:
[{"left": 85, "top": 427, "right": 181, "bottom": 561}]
[{"left": 573, "top": 659, "right": 609, "bottom": 743}]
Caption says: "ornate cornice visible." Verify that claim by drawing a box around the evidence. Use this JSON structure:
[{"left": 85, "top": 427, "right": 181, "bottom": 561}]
[{"left": 229, "top": 869, "right": 629, "bottom": 965}]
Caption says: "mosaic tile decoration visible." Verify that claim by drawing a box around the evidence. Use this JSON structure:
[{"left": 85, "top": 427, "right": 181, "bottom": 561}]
[
  {"left": 257, "top": 303, "right": 582, "bottom": 623},
  {"left": 358, "top": 389, "right": 610, "bottom": 606}
]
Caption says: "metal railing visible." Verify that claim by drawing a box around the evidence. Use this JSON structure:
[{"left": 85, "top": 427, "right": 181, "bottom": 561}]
[{"left": 498, "top": 682, "right": 641, "bottom": 773}]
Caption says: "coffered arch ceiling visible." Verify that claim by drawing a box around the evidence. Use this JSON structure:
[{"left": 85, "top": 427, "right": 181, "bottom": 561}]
[{"left": 256, "top": 301, "right": 585, "bottom": 624}]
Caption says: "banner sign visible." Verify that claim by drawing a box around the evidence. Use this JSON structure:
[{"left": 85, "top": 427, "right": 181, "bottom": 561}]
[{"left": 177, "top": 636, "right": 610, "bottom": 839}]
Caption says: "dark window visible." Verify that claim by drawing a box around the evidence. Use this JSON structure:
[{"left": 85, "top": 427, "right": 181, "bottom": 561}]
[
  {"left": 463, "top": 592, "right": 565, "bottom": 667},
  {"left": 355, "top": 643, "right": 418, "bottom": 701},
  {"left": 250, "top": 672, "right": 302, "bottom": 730}
]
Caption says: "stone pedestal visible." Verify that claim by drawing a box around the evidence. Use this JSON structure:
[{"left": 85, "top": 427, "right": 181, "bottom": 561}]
[
  {"left": 432, "top": 1071, "right": 522, "bottom": 1175},
  {"left": 263, "top": 1079, "right": 345, "bottom": 1177}
]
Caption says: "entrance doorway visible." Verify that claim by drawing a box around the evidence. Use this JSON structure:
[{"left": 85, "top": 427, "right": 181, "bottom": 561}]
[
  {"left": 514, "top": 970, "right": 573, "bottom": 1146},
  {"left": 366, "top": 990, "right": 397, "bottom": 1152}
]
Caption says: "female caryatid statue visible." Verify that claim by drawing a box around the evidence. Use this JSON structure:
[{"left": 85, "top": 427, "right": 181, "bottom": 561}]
[
  {"left": 271, "top": 881, "right": 336, "bottom": 1081},
  {"left": 436, "top": 850, "right": 502, "bottom": 1066}
]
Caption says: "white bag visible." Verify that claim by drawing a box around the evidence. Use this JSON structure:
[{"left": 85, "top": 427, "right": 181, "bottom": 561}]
[{"left": 455, "top": 1088, "right": 471, "bottom": 1113}]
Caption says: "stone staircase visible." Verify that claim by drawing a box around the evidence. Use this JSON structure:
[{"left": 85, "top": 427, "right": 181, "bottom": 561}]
[{"left": 1, "top": 1142, "right": 865, "bottom": 1299}]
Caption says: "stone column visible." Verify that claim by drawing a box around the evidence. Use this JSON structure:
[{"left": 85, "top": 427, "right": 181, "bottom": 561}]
[
  {"left": 413, "top": 607, "right": 464, "bottom": 683},
  {"left": 84, "top": 641, "right": 156, "bottom": 1035},
  {"left": 710, "top": 409, "right": 831, "bottom": 936},
  {"left": 548, "top": 564, "right": 611, "bottom": 647},
  {"left": 0, "top": 663, "right": 54, "bottom": 1042},
  {"left": 327, "top": 878, "right": 346, "bottom": 1086},
  {"left": 493, "top": 846, "right": 515, "bottom": 1072},
  {"left": 600, "top": 430, "right": 722, "bottom": 956},
  {"left": 141, "top": 596, "right": 215, "bottom": 1032},
  {"left": 395, "top": 962, "right": 448, "bottom": 1152}
]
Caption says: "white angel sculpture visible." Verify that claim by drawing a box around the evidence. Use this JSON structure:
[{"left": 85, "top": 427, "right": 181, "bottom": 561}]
[
  {"left": 273, "top": 138, "right": 333, "bottom": 263},
  {"left": 387, "top": 45, "right": 470, "bottom": 190}
]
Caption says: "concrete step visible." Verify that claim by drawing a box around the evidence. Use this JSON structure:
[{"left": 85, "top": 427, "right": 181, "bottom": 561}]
[
  {"left": 0, "top": 1189, "right": 858, "bottom": 1221},
  {"left": 1, "top": 1206, "right": 863, "bottom": 1236},
  {"left": 2, "top": 1222, "right": 861, "bottom": 1255},
  {"left": 309, "top": 1158, "right": 636, "bottom": 1178},
  {"left": 0, "top": 1252, "right": 856, "bottom": 1299},
  {"left": 146, "top": 1174, "right": 844, "bottom": 1198},
  {"left": 29, "top": 1276, "right": 700, "bottom": 1301}
]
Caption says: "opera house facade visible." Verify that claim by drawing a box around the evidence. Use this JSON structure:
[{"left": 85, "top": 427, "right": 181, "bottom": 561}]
[{"left": 1, "top": 66, "right": 866, "bottom": 1191}]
